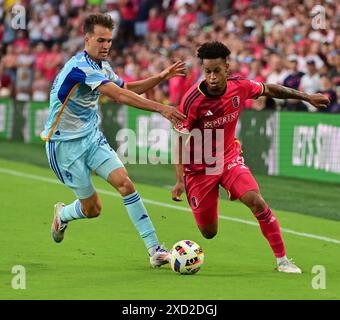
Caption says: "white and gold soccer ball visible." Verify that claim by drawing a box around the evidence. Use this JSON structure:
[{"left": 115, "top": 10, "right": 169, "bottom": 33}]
[{"left": 170, "top": 240, "right": 204, "bottom": 275}]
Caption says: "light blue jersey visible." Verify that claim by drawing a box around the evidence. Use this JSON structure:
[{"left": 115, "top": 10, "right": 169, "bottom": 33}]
[{"left": 41, "top": 50, "right": 124, "bottom": 141}]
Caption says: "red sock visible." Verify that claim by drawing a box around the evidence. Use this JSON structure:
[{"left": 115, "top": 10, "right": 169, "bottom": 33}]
[{"left": 255, "top": 207, "right": 286, "bottom": 258}]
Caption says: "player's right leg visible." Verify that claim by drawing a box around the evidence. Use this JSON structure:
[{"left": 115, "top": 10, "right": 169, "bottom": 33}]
[
  {"left": 51, "top": 192, "right": 103, "bottom": 243},
  {"left": 183, "top": 173, "right": 220, "bottom": 239},
  {"left": 46, "top": 139, "right": 100, "bottom": 243}
]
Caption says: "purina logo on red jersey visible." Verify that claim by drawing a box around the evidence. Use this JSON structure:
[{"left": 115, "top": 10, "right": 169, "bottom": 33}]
[
  {"left": 232, "top": 96, "right": 240, "bottom": 108},
  {"left": 203, "top": 110, "right": 239, "bottom": 129}
]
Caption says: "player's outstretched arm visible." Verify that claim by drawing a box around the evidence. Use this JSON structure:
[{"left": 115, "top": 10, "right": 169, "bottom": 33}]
[
  {"left": 263, "top": 83, "right": 330, "bottom": 110},
  {"left": 124, "top": 61, "right": 186, "bottom": 94},
  {"left": 97, "top": 81, "right": 186, "bottom": 123}
]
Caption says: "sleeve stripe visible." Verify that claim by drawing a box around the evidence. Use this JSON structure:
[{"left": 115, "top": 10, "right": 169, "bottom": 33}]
[
  {"left": 183, "top": 89, "right": 197, "bottom": 111},
  {"left": 184, "top": 90, "right": 200, "bottom": 115},
  {"left": 254, "top": 83, "right": 265, "bottom": 99},
  {"left": 100, "top": 79, "right": 112, "bottom": 86},
  {"left": 261, "top": 83, "right": 266, "bottom": 95}
]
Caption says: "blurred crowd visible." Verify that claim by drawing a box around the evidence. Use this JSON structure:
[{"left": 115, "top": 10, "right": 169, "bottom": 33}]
[{"left": 0, "top": 0, "right": 339, "bottom": 112}]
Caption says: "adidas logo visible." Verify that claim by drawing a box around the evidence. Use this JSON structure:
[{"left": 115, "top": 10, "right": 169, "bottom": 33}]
[
  {"left": 139, "top": 214, "right": 149, "bottom": 221},
  {"left": 204, "top": 110, "right": 213, "bottom": 116},
  {"left": 268, "top": 216, "right": 276, "bottom": 224}
]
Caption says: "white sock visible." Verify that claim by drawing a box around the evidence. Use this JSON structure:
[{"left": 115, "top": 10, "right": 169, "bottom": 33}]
[
  {"left": 277, "top": 255, "right": 288, "bottom": 264},
  {"left": 60, "top": 199, "right": 86, "bottom": 223},
  {"left": 148, "top": 245, "right": 159, "bottom": 256}
]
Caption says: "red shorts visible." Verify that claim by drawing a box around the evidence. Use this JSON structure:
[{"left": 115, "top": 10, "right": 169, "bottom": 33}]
[{"left": 184, "top": 156, "right": 259, "bottom": 228}]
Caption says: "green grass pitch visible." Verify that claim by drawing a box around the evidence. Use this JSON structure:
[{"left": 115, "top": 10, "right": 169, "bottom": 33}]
[{"left": 0, "top": 158, "right": 340, "bottom": 300}]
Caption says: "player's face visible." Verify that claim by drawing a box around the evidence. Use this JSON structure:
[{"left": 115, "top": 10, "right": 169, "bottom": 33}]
[
  {"left": 85, "top": 25, "right": 113, "bottom": 62},
  {"left": 202, "top": 58, "right": 228, "bottom": 95}
]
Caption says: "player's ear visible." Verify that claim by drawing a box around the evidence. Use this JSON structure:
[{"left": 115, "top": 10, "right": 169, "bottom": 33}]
[
  {"left": 84, "top": 33, "right": 91, "bottom": 45},
  {"left": 225, "top": 62, "right": 229, "bottom": 73}
]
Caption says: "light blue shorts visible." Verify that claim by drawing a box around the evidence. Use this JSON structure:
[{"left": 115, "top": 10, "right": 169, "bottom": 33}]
[{"left": 46, "top": 129, "right": 124, "bottom": 199}]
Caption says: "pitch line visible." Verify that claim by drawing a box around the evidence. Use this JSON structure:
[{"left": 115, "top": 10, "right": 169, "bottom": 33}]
[{"left": 1, "top": 166, "right": 340, "bottom": 245}]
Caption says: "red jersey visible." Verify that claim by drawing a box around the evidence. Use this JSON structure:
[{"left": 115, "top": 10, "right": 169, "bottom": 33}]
[{"left": 174, "top": 78, "right": 264, "bottom": 175}]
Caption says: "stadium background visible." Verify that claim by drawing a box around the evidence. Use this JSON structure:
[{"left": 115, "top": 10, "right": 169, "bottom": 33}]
[{"left": 0, "top": 0, "right": 340, "bottom": 300}]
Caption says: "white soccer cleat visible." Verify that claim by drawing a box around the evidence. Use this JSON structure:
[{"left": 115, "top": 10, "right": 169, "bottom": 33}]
[
  {"left": 149, "top": 245, "right": 171, "bottom": 268},
  {"left": 51, "top": 202, "right": 68, "bottom": 243},
  {"left": 277, "top": 258, "right": 302, "bottom": 274}
]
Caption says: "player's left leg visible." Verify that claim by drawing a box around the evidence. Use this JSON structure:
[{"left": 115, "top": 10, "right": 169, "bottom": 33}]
[
  {"left": 222, "top": 162, "right": 301, "bottom": 273},
  {"left": 239, "top": 188, "right": 301, "bottom": 273},
  {"left": 105, "top": 166, "right": 169, "bottom": 267},
  {"left": 239, "top": 188, "right": 286, "bottom": 259},
  {"left": 91, "top": 131, "right": 169, "bottom": 267}
]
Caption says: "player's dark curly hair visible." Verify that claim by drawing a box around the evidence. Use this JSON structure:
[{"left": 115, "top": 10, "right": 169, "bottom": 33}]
[
  {"left": 84, "top": 13, "right": 114, "bottom": 34},
  {"left": 197, "top": 42, "right": 231, "bottom": 60}
]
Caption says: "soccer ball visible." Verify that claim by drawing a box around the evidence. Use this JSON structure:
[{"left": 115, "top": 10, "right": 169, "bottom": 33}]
[{"left": 170, "top": 240, "right": 204, "bottom": 275}]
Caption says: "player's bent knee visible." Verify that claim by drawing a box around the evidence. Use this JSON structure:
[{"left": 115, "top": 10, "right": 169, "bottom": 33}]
[
  {"left": 244, "top": 193, "right": 267, "bottom": 213},
  {"left": 117, "top": 178, "right": 135, "bottom": 196},
  {"left": 201, "top": 230, "right": 217, "bottom": 239},
  {"left": 200, "top": 226, "right": 217, "bottom": 239},
  {"left": 252, "top": 196, "right": 267, "bottom": 213}
]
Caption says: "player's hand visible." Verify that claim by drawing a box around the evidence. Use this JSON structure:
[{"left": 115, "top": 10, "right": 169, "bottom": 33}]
[
  {"left": 308, "top": 93, "right": 330, "bottom": 110},
  {"left": 172, "top": 181, "right": 185, "bottom": 202},
  {"left": 160, "top": 105, "right": 186, "bottom": 124},
  {"left": 159, "top": 61, "right": 186, "bottom": 81}
]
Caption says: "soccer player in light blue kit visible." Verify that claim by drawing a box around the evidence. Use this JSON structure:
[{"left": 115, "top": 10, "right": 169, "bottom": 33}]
[{"left": 40, "top": 14, "right": 186, "bottom": 267}]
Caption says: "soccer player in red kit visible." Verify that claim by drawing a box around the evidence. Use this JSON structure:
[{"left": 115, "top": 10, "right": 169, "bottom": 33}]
[{"left": 172, "top": 42, "right": 330, "bottom": 273}]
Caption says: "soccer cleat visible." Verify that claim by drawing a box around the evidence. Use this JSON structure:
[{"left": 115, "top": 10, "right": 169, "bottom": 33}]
[
  {"left": 277, "top": 258, "right": 302, "bottom": 274},
  {"left": 149, "top": 245, "right": 171, "bottom": 268},
  {"left": 51, "top": 202, "right": 68, "bottom": 243}
]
